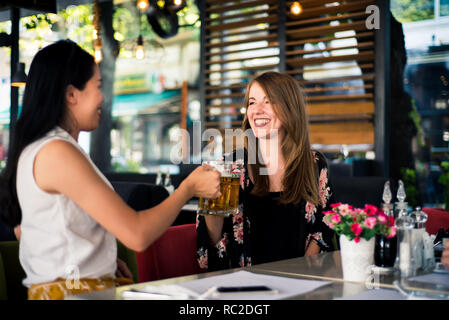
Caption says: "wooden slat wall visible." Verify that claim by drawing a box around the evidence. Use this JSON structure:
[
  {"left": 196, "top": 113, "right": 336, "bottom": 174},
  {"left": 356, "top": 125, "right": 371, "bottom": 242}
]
[
  {"left": 286, "top": 0, "right": 376, "bottom": 147},
  {"left": 201, "top": 0, "right": 377, "bottom": 149},
  {"left": 202, "top": 0, "right": 280, "bottom": 129}
]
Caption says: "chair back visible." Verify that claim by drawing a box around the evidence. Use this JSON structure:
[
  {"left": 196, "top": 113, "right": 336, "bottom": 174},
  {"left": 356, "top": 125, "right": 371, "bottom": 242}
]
[
  {"left": 116, "top": 240, "right": 139, "bottom": 283},
  {"left": 331, "top": 176, "right": 389, "bottom": 208},
  {"left": 0, "top": 241, "right": 27, "bottom": 300},
  {"left": 111, "top": 181, "right": 170, "bottom": 283},
  {"left": 422, "top": 208, "right": 449, "bottom": 235},
  {"left": 111, "top": 181, "right": 169, "bottom": 211},
  {"left": 136, "top": 223, "right": 205, "bottom": 282}
]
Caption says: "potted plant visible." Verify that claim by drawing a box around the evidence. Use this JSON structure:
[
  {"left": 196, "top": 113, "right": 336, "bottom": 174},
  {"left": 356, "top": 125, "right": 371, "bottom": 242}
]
[
  {"left": 438, "top": 161, "right": 449, "bottom": 211},
  {"left": 323, "top": 203, "right": 397, "bottom": 282}
]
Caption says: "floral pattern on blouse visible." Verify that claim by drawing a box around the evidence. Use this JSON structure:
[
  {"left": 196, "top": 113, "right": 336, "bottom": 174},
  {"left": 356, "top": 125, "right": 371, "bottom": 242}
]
[
  {"left": 216, "top": 234, "right": 227, "bottom": 258},
  {"left": 232, "top": 206, "right": 244, "bottom": 244},
  {"left": 305, "top": 202, "right": 317, "bottom": 224},
  {"left": 306, "top": 232, "right": 330, "bottom": 250},
  {"left": 196, "top": 150, "right": 336, "bottom": 271},
  {"left": 197, "top": 247, "right": 208, "bottom": 269},
  {"left": 318, "top": 168, "right": 331, "bottom": 207}
]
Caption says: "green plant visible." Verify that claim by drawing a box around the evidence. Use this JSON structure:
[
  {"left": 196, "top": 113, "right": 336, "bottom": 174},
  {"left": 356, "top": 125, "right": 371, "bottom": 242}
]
[
  {"left": 400, "top": 167, "right": 420, "bottom": 208},
  {"left": 112, "top": 159, "right": 143, "bottom": 173},
  {"left": 438, "top": 161, "right": 449, "bottom": 211},
  {"left": 409, "top": 99, "right": 426, "bottom": 147}
]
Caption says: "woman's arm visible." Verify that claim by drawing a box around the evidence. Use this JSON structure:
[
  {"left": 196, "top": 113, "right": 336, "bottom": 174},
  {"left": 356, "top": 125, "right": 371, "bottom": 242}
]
[
  {"left": 34, "top": 140, "right": 221, "bottom": 252},
  {"left": 14, "top": 225, "right": 21, "bottom": 240},
  {"left": 304, "top": 241, "right": 320, "bottom": 256},
  {"left": 204, "top": 215, "right": 225, "bottom": 245},
  {"left": 305, "top": 152, "right": 336, "bottom": 254}
]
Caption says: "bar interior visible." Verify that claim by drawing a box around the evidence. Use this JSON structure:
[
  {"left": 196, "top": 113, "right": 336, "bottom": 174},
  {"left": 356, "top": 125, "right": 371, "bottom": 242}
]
[{"left": 0, "top": 0, "right": 448, "bottom": 306}]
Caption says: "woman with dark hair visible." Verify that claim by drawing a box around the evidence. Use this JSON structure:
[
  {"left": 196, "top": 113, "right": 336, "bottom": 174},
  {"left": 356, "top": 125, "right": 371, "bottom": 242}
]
[
  {"left": 196, "top": 71, "right": 336, "bottom": 271},
  {"left": 0, "top": 39, "right": 220, "bottom": 299}
]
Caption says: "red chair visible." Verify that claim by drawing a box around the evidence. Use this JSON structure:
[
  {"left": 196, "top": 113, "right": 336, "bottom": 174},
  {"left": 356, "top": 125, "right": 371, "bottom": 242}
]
[
  {"left": 135, "top": 224, "right": 205, "bottom": 282},
  {"left": 422, "top": 208, "right": 449, "bottom": 235}
]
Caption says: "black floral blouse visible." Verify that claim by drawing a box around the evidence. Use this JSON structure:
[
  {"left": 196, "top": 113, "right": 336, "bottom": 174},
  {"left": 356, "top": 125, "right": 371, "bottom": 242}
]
[{"left": 196, "top": 150, "right": 336, "bottom": 271}]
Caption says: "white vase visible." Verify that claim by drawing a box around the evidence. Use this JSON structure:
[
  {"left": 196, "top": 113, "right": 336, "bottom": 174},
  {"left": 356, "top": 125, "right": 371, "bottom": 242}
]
[{"left": 339, "top": 234, "right": 375, "bottom": 283}]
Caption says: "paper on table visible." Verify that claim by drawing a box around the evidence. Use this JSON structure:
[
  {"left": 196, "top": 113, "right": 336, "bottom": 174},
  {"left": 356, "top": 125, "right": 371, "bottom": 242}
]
[
  {"left": 339, "top": 288, "right": 407, "bottom": 300},
  {"left": 409, "top": 273, "right": 449, "bottom": 287},
  {"left": 178, "top": 270, "right": 330, "bottom": 300}
]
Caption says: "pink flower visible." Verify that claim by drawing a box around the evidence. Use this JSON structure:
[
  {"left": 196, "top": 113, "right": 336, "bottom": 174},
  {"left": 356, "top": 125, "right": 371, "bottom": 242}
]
[
  {"left": 364, "top": 204, "right": 378, "bottom": 216},
  {"left": 331, "top": 214, "right": 341, "bottom": 224},
  {"left": 322, "top": 214, "right": 332, "bottom": 227},
  {"left": 364, "top": 217, "right": 377, "bottom": 229},
  {"left": 338, "top": 204, "right": 351, "bottom": 216},
  {"left": 323, "top": 210, "right": 334, "bottom": 215},
  {"left": 329, "top": 222, "right": 334, "bottom": 228},
  {"left": 331, "top": 202, "right": 341, "bottom": 208},
  {"left": 387, "top": 227, "right": 397, "bottom": 239},
  {"left": 388, "top": 216, "right": 395, "bottom": 227},
  {"left": 354, "top": 236, "right": 360, "bottom": 243},
  {"left": 377, "top": 212, "right": 387, "bottom": 224},
  {"left": 351, "top": 208, "right": 362, "bottom": 218},
  {"left": 350, "top": 223, "right": 362, "bottom": 236}
]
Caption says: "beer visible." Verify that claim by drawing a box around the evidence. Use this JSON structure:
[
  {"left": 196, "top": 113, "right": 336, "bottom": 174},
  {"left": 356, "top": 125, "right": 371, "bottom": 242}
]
[
  {"left": 197, "top": 161, "right": 242, "bottom": 217},
  {"left": 198, "top": 175, "right": 232, "bottom": 216},
  {"left": 228, "top": 176, "right": 240, "bottom": 214}
]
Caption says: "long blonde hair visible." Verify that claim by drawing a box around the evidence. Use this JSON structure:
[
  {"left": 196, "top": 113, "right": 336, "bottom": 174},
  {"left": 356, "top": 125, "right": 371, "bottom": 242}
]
[{"left": 242, "top": 71, "right": 319, "bottom": 206}]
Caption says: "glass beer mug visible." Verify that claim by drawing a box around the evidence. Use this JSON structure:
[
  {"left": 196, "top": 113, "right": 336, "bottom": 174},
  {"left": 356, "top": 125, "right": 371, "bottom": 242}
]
[{"left": 197, "top": 160, "right": 242, "bottom": 217}]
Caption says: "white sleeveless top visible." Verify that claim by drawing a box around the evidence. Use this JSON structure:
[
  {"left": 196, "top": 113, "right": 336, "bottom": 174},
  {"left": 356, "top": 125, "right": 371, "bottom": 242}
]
[{"left": 16, "top": 127, "right": 117, "bottom": 288}]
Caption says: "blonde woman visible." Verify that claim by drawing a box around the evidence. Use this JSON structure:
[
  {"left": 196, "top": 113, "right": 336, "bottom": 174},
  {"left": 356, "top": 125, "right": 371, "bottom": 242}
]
[{"left": 196, "top": 71, "right": 336, "bottom": 271}]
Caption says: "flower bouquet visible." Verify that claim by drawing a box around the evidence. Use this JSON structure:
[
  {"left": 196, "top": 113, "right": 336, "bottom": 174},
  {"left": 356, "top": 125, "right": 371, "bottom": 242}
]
[
  {"left": 323, "top": 203, "right": 397, "bottom": 282},
  {"left": 323, "top": 203, "right": 396, "bottom": 243}
]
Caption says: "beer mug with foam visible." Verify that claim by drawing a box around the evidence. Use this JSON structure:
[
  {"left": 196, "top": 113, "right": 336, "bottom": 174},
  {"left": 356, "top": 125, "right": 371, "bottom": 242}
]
[{"left": 197, "top": 160, "right": 242, "bottom": 217}]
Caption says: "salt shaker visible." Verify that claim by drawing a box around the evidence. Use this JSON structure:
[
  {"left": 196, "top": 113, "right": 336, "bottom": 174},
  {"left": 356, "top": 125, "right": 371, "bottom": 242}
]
[
  {"left": 394, "top": 180, "right": 415, "bottom": 277},
  {"left": 395, "top": 213, "right": 415, "bottom": 278},
  {"left": 410, "top": 207, "right": 428, "bottom": 272},
  {"left": 422, "top": 232, "right": 436, "bottom": 272}
]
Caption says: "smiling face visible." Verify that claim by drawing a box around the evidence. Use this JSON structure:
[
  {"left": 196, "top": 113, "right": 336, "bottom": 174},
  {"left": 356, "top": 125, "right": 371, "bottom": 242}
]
[
  {"left": 66, "top": 64, "right": 104, "bottom": 132},
  {"left": 246, "top": 81, "right": 284, "bottom": 140}
]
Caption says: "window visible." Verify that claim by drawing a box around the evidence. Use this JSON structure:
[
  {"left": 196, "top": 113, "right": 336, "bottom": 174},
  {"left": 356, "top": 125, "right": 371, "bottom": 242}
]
[{"left": 391, "top": 0, "right": 449, "bottom": 207}]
